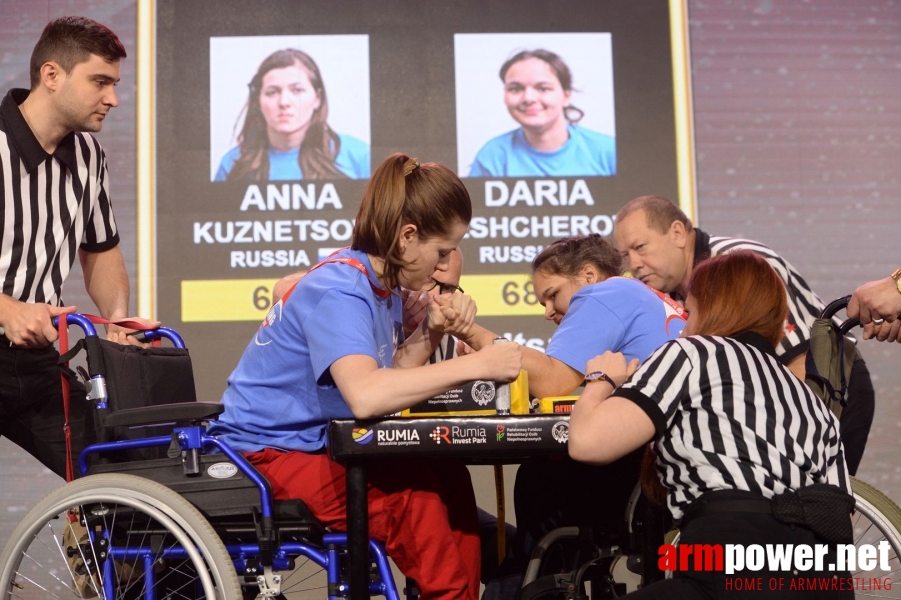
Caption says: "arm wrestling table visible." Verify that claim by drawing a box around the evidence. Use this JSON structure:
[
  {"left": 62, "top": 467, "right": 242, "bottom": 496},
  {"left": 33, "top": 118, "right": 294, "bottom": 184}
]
[{"left": 328, "top": 414, "right": 572, "bottom": 600}]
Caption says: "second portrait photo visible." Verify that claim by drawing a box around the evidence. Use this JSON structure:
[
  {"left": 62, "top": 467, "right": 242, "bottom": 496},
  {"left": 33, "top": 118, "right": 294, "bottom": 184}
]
[{"left": 455, "top": 32, "right": 616, "bottom": 178}]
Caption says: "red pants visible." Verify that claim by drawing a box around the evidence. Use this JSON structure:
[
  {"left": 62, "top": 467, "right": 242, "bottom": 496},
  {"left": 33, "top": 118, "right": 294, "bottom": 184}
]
[{"left": 246, "top": 448, "right": 481, "bottom": 600}]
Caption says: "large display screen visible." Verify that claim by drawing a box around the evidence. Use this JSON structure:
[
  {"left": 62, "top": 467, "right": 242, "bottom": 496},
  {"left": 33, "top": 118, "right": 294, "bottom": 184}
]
[{"left": 153, "top": 0, "right": 694, "bottom": 395}]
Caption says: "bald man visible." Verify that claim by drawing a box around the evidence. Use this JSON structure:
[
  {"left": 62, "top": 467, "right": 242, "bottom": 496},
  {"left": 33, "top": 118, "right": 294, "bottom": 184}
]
[{"left": 613, "top": 195, "right": 875, "bottom": 475}]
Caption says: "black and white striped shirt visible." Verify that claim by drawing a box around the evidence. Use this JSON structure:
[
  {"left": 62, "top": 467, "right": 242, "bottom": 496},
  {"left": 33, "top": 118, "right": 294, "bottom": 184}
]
[
  {"left": 693, "top": 230, "right": 827, "bottom": 363},
  {"left": 0, "top": 88, "right": 119, "bottom": 310},
  {"left": 428, "top": 334, "right": 458, "bottom": 364},
  {"left": 617, "top": 332, "right": 850, "bottom": 520}
]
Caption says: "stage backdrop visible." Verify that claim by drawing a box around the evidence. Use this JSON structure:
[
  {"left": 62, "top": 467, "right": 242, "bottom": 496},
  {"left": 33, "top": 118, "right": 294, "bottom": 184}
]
[
  {"left": 152, "top": 0, "right": 695, "bottom": 397},
  {"left": 1, "top": 0, "right": 900, "bottom": 550}
]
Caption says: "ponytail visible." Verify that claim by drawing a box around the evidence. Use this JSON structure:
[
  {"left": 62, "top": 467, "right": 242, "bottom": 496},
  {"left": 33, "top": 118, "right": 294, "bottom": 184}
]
[{"left": 353, "top": 153, "right": 471, "bottom": 290}]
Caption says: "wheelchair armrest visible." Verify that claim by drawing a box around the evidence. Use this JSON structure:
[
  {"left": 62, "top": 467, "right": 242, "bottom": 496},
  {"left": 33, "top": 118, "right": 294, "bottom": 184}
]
[{"left": 103, "top": 401, "right": 225, "bottom": 429}]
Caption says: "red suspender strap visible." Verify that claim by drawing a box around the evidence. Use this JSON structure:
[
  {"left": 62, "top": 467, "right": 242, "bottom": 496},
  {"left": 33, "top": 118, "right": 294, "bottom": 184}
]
[
  {"left": 78, "top": 315, "right": 162, "bottom": 346},
  {"left": 305, "top": 255, "right": 391, "bottom": 299},
  {"left": 649, "top": 287, "right": 689, "bottom": 320},
  {"left": 58, "top": 313, "right": 74, "bottom": 483}
]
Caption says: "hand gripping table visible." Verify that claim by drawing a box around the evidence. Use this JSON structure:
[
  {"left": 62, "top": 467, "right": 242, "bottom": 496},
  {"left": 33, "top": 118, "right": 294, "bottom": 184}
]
[{"left": 328, "top": 414, "right": 572, "bottom": 600}]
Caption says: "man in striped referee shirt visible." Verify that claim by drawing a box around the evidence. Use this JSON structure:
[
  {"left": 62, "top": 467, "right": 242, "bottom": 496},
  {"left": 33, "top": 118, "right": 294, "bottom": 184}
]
[
  {"left": 0, "top": 17, "right": 155, "bottom": 479},
  {"left": 613, "top": 195, "right": 874, "bottom": 475}
]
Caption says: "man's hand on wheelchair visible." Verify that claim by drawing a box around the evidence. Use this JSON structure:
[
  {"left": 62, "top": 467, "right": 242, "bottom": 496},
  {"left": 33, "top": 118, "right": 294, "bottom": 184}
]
[
  {"left": 864, "top": 319, "right": 901, "bottom": 344},
  {"left": 848, "top": 277, "right": 901, "bottom": 343},
  {"left": 0, "top": 299, "right": 75, "bottom": 347},
  {"left": 106, "top": 317, "right": 163, "bottom": 346}
]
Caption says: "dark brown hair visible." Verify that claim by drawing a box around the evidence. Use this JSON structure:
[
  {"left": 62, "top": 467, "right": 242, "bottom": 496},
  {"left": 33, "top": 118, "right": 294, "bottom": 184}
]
[
  {"left": 500, "top": 49, "right": 584, "bottom": 124},
  {"left": 688, "top": 250, "right": 788, "bottom": 348},
  {"left": 352, "top": 153, "right": 472, "bottom": 290},
  {"left": 30, "top": 16, "right": 126, "bottom": 89},
  {"left": 615, "top": 195, "right": 692, "bottom": 235},
  {"left": 531, "top": 234, "right": 622, "bottom": 280},
  {"left": 227, "top": 49, "right": 343, "bottom": 182}
]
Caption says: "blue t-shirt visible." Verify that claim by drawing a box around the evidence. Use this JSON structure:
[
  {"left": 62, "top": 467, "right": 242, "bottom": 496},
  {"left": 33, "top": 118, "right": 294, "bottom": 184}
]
[
  {"left": 214, "top": 133, "right": 370, "bottom": 181},
  {"left": 546, "top": 277, "right": 685, "bottom": 373},
  {"left": 208, "top": 248, "right": 403, "bottom": 452},
  {"left": 468, "top": 125, "right": 616, "bottom": 178}
]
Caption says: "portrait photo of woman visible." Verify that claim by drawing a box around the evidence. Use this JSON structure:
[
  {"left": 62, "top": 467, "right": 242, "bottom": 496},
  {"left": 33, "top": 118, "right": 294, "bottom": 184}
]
[
  {"left": 210, "top": 36, "right": 371, "bottom": 182},
  {"left": 455, "top": 33, "right": 616, "bottom": 178}
]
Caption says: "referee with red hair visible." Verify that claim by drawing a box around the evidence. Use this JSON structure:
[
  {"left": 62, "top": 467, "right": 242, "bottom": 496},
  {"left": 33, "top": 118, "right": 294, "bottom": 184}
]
[{"left": 569, "top": 251, "right": 853, "bottom": 599}]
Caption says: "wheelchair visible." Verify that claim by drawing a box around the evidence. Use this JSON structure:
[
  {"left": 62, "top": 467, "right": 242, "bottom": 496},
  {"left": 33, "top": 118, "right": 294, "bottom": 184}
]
[
  {"left": 515, "top": 476, "right": 668, "bottom": 600},
  {"left": 0, "top": 314, "right": 402, "bottom": 600},
  {"left": 517, "top": 296, "right": 901, "bottom": 599}
]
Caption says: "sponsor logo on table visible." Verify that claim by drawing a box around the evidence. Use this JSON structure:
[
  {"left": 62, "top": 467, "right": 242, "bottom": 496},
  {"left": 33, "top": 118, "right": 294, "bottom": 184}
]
[
  {"left": 352, "top": 428, "right": 373, "bottom": 444},
  {"left": 552, "top": 421, "right": 569, "bottom": 444},
  {"left": 471, "top": 381, "right": 496, "bottom": 406},
  {"left": 430, "top": 426, "right": 452, "bottom": 444},
  {"left": 503, "top": 425, "right": 546, "bottom": 443},
  {"left": 375, "top": 428, "right": 421, "bottom": 447},
  {"left": 429, "top": 425, "right": 488, "bottom": 445}
]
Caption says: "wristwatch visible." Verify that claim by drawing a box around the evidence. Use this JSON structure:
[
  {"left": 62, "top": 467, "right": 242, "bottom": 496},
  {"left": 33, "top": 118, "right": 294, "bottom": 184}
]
[
  {"left": 891, "top": 268, "right": 901, "bottom": 295},
  {"left": 584, "top": 371, "right": 616, "bottom": 387}
]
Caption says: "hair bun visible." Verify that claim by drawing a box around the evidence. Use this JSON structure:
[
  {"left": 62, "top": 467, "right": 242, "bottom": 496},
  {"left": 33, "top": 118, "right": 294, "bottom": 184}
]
[{"left": 403, "top": 157, "right": 421, "bottom": 176}]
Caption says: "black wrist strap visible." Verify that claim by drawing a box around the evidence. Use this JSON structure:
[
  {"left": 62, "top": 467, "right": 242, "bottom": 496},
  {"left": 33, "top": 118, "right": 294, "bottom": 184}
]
[{"left": 584, "top": 371, "right": 616, "bottom": 387}]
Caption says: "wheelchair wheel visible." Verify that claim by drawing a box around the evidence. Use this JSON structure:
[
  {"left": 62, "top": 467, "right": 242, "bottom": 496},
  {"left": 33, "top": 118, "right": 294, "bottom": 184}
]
[
  {"left": 849, "top": 477, "right": 901, "bottom": 598},
  {"left": 242, "top": 560, "right": 328, "bottom": 599},
  {"left": 0, "top": 473, "right": 242, "bottom": 599},
  {"left": 520, "top": 482, "right": 660, "bottom": 599}
]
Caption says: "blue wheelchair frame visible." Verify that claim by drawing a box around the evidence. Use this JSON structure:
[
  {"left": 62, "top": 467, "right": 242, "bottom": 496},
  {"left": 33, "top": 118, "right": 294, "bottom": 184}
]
[{"left": 58, "top": 314, "right": 401, "bottom": 600}]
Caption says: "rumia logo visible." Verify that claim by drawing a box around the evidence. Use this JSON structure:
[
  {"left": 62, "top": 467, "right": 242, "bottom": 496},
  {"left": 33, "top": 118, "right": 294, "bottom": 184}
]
[
  {"left": 430, "top": 426, "right": 452, "bottom": 444},
  {"left": 351, "top": 428, "right": 373, "bottom": 445}
]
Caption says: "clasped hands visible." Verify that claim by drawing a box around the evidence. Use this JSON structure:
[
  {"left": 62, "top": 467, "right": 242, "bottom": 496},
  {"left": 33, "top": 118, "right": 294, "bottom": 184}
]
[{"left": 402, "top": 288, "right": 476, "bottom": 339}]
